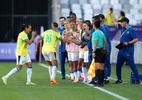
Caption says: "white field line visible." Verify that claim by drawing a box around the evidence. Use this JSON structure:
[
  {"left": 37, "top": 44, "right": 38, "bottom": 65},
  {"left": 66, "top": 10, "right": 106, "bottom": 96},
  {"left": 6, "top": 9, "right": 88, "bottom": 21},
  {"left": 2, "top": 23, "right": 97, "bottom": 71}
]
[{"left": 39, "top": 63, "right": 129, "bottom": 100}]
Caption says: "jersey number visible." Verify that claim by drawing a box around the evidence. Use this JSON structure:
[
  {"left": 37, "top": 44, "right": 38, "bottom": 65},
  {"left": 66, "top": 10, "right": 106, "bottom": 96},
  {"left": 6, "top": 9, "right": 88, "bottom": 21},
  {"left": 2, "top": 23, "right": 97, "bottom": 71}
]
[{"left": 46, "top": 34, "right": 52, "bottom": 43}]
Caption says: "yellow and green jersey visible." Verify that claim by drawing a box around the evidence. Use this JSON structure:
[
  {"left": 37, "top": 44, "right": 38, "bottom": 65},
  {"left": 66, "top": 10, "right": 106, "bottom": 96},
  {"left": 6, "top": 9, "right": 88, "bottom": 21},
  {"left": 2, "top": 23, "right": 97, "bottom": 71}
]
[
  {"left": 41, "top": 29, "right": 62, "bottom": 52},
  {"left": 16, "top": 31, "right": 29, "bottom": 56}
]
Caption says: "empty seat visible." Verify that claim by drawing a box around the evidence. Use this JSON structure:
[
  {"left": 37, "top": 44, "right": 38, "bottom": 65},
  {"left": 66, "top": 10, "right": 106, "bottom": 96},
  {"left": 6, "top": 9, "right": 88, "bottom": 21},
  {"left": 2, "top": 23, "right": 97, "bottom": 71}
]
[
  {"left": 71, "top": 4, "right": 80, "bottom": 10},
  {"left": 134, "top": 14, "right": 142, "bottom": 20},
  {"left": 84, "top": 15, "right": 92, "bottom": 21},
  {"left": 110, "top": 0, "right": 119, "bottom": 5},
  {"left": 130, "top": 9, "right": 139, "bottom": 14},
  {"left": 61, "top": 8, "right": 70, "bottom": 17},
  {"left": 93, "top": 9, "right": 102, "bottom": 14},
  {"left": 130, "top": 0, "right": 138, "bottom": 5},
  {"left": 122, "top": 4, "right": 132, "bottom": 10},
  {"left": 72, "top": 9, "right": 82, "bottom": 18},
  {"left": 61, "top": 4, "right": 69, "bottom": 8},
  {"left": 129, "top": 19, "right": 137, "bottom": 25},
  {"left": 123, "top": 9, "right": 130, "bottom": 13},
  {"left": 113, "top": 4, "right": 122, "bottom": 10},
  {"left": 100, "top": 0, "right": 109, "bottom": 5},
  {"left": 84, "top": 9, "right": 93, "bottom": 15},
  {"left": 79, "top": 0, "right": 88, "bottom": 5},
  {"left": 93, "top": 5, "right": 102, "bottom": 10},
  {"left": 89, "top": 0, "right": 100, "bottom": 4},
  {"left": 60, "top": 0, "right": 69, "bottom": 4},
  {"left": 139, "top": 9, "right": 142, "bottom": 13},
  {"left": 103, "top": 4, "right": 112, "bottom": 9},
  {"left": 133, "top": 4, "right": 142, "bottom": 10},
  {"left": 113, "top": 9, "right": 120, "bottom": 15},
  {"left": 125, "top": 14, "right": 133, "bottom": 19},
  {"left": 82, "top": 4, "right": 92, "bottom": 10},
  {"left": 120, "top": 0, "right": 129, "bottom": 4},
  {"left": 102, "top": 9, "right": 108, "bottom": 15},
  {"left": 69, "top": 0, "right": 78, "bottom": 4},
  {"left": 139, "top": 0, "right": 142, "bottom": 4}
]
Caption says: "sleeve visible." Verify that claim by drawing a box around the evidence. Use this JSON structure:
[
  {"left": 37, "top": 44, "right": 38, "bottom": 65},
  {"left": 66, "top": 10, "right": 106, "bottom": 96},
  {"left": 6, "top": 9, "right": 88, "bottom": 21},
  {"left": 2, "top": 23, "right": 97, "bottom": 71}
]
[
  {"left": 56, "top": 32, "right": 62, "bottom": 39},
  {"left": 21, "top": 33, "right": 29, "bottom": 42},
  {"left": 130, "top": 29, "right": 138, "bottom": 39},
  {"left": 41, "top": 32, "right": 45, "bottom": 39},
  {"left": 118, "top": 24, "right": 122, "bottom": 30},
  {"left": 92, "top": 32, "right": 98, "bottom": 41}
]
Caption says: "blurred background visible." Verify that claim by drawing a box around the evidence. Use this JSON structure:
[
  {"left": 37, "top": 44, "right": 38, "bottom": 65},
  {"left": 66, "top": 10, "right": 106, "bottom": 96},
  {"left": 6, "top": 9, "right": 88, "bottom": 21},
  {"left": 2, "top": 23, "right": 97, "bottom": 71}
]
[{"left": 0, "top": 0, "right": 142, "bottom": 63}]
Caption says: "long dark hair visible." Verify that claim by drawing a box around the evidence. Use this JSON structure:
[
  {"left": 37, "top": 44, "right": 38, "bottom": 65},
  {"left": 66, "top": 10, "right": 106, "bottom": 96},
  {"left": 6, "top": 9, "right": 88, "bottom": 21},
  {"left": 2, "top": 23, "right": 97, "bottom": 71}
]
[{"left": 20, "top": 23, "right": 31, "bottom": 32}]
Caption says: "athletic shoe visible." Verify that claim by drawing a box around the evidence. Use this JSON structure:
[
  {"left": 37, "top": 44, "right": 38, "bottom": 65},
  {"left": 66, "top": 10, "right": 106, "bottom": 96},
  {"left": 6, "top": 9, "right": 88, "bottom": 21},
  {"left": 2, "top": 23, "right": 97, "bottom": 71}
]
[
  {"left": 114, "top": 80, "right": 122, "bottom": 84},
  {"left": 104, "top": 80, "right": 110, "bottom": 84},
  {"left": 73, "top": 79, "right": 78, "bottom": 83},
  {"left": 26, "top": 82, "right": 36, "bottom": 85},
  {"left": 69, "top": 79, "right": 74, "bottom": 82},
  {"left": 89, "top": 80, "right": 95, "bottom": 84},
  {"left": 50, "top": 79, "right": 59, "bottom": 84},
  {"left": 62, "top": 77, "right": 66, "bottom": 80},
  {"left": 2, "top": 76, "right": 7, "bottom": 85}
]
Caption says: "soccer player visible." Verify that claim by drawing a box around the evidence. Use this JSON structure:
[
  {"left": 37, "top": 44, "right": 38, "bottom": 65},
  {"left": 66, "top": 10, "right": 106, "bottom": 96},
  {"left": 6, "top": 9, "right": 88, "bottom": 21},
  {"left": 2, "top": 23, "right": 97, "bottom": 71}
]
[
  {"left": 58, "top": 17, "right": 68, "bottom": 80},
  {"left": 2, "top": 23, "right": 36, "bottom": 85},
  {"left": 92, "top": 21, "right": 107, "bottom": 87},
  {"left": 35, "top": 22, "right": 66, "bottom": 84}
]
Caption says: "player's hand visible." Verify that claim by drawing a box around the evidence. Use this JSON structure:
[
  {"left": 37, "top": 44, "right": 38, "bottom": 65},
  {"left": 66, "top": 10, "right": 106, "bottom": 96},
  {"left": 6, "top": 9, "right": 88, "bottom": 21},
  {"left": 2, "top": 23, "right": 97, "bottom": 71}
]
[
  {"left": 92, "top": 52, "right": 95, "bottom": 58},
  {"left": 34, "top": 49, "right": 38, "bottom": 54},
  {"left": 32, "top": 31, "right": 36, "bottom": 37}
]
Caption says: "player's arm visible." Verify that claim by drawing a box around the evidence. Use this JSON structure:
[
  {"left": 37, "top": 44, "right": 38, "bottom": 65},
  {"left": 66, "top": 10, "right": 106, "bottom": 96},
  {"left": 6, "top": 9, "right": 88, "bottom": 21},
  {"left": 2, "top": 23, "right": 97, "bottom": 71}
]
[
  {"left": 69, "top": 36, "right": 83, "bottom": 45},
  {"left": 109, "top": 13, "right": 118, "bottom": 28},
  {"left": 92, "top": 40, "right": 98, "bottom": 58},
  {"left": 103, "top": 39, "right": 107, "bottom": 50},
  {"left": 83, "top": 33, "right": 92, "bottom": 40},
  {"left": 26, "top": 31, "right": 36, "bottom": 45},
  {"left": 34, "top": 37, "right": 42, "bottom": 54}
]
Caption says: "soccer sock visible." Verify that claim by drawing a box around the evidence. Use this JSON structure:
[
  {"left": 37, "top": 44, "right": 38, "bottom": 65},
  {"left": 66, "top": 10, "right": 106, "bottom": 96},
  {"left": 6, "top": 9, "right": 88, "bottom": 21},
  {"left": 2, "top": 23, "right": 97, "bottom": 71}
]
[
  {"left": 5, "top": 67, "right": 20, "bottom": 78},
  {"left": 77, "top": 69, "right": 81, "bottom": 79},
  {"left": 74, "top": 70, "right": 78, "bottom": 81},
  {"left": 82, "top": 66, "right": 87, "bottom": 81},
  {"left": 51, "top": 66, "right": 57, "bottom": 79},
  {"left": 70, "top": 72, "right": 74, "bottom": 79},
  {"left": 27, "top": 66, "right": 32, "bottom": 82},
  {"left": 48, "top": 66, "right": 52, "bottom": 79}
]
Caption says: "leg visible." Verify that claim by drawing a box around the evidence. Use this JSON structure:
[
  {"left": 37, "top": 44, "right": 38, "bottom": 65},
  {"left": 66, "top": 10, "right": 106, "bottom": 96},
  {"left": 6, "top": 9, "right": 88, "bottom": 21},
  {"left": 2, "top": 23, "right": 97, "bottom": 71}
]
[
  {"left": 125, "top": 53, "right": 139, "bottom": 81},
  {"left": 59, "top": 52, "right": 66, "bottom": 79},
  {"left": 116, "top": 51, "right": 125, "bottom": 81}
]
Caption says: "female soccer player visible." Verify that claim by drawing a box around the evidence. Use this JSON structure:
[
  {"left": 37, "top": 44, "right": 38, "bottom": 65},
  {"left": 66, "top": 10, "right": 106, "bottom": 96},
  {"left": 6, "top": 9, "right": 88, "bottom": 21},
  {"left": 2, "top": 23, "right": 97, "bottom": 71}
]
[{"left": 2, "top": 23, "right": 36, "bottom": 85}]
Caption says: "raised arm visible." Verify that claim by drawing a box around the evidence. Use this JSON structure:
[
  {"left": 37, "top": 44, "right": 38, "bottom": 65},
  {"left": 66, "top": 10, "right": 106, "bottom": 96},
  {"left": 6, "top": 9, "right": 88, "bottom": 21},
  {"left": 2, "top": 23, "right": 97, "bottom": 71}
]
[
  {"left": 109, "top": 13, "right": 119, "bottom": 28},
  {"left": 26, "top": 31, "right": 36, "bottom": 45},
  {"left": 34, "top": 37, "right": 42, "bottom": 54}
]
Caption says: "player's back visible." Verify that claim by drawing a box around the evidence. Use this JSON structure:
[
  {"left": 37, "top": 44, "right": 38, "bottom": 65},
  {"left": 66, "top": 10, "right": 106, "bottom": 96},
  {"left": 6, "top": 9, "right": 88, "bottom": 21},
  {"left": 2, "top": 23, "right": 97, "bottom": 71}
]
[{"left": 42, "top": 29, "right": 61, "bottom": 52}]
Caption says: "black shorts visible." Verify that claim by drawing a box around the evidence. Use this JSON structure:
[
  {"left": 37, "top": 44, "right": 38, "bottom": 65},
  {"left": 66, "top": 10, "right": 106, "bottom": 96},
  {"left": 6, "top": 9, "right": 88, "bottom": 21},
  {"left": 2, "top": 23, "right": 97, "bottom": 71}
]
[{"left": 94, "top": 48, "right": 106, "bottom": 63}]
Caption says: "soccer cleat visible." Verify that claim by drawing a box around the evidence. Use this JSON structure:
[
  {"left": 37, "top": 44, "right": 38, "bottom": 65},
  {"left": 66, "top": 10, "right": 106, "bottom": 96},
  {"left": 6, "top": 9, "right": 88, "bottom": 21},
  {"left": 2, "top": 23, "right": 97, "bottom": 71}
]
[
  {"left": 2, "top": 76, "right": 7, "bottom": 85},
  {"left": 73, "top": 79, "right": 79, "bottom": 83},
  {"left": 69, "top": 78, "right": 74, "bottom": 82},
  {"left": 26, "top": 82, "right": 36, "bottom": 85},
  {"left": 62, "top": 77, "right": 66, "bottom": 80},
  {"left": 50, "top": 79, "right": 59, "bottom": 84},
  {"left": 114, "top": 80, "right": 123, "bottom": 84}
]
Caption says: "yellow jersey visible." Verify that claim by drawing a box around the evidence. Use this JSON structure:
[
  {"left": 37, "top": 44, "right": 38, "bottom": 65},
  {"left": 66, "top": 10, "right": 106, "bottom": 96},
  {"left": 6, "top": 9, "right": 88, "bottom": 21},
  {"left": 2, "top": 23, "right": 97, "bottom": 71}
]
[
  {"left": 105, "top": 13, "right": 115, "bottom": 26},
  {"left": 41, "top": 29, "right": 62, "bottom": 52},
  {"left": 16, "top": 31, "right": 29, "bottom": 56}
]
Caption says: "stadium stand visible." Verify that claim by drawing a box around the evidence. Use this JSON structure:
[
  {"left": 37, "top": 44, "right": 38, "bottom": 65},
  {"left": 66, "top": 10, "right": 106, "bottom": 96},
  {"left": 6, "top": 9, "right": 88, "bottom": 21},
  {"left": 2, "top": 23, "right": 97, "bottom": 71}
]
[{"left": 60, "top": 0, "right": 142, "bottom": 25}]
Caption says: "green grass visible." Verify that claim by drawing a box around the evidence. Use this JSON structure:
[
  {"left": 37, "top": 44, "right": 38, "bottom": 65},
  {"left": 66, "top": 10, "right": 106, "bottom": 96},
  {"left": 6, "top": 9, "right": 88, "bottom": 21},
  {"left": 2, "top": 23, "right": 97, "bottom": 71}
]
[{"left": 0, "top": 62, "right": 142, "bottom": 100}]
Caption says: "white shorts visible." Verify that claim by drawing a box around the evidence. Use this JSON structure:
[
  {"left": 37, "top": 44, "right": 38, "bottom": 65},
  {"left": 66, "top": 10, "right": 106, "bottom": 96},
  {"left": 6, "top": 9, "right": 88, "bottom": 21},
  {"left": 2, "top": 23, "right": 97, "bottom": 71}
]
[
  {"left": 16, "top": 54, "right": 31, "bottom": 65},
  {"left": 79, "top": 50, "right": 89, "bottom": 63},
  {"left": 42, "top": 52, "right": 56, "bottom": 61},
  {"left": 68, "top": 52, "right": 79, "bottom": 61}
]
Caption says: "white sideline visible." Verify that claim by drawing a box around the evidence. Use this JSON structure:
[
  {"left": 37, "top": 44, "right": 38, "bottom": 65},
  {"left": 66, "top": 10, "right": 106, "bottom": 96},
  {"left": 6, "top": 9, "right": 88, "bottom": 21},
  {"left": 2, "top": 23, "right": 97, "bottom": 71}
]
[{"left": 39, "top": 63, "right": 129, "bottom": 100}]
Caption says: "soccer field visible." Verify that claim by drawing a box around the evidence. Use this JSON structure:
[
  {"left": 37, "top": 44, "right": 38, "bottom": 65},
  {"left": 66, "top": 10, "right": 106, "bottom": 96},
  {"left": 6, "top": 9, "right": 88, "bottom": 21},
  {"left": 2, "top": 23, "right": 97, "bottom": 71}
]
[{"left": 0, "top": 62, "right": 142, "bottom": 100}]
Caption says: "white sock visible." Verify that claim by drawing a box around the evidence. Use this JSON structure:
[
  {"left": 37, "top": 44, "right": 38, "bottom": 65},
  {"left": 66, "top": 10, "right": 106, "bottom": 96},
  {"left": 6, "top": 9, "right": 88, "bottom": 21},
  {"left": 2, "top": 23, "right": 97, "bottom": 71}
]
[
  {"left": 51, "top": 66, "right": 57, "bottom": 79},
  {"left": 70, "top": 72, "right": 74, "bottom": 79},
  {"left": 5, "top": 67, "right": 19, "bottom": 78},
  {"left": 27, "top": 66, "right": 32, "bottom": 82},
  {"left": 48, "top": 66, "right": 52, "bottom": 79},
  {"left": 77, "top": 70, "right": 81, "bottom": 79},
  {"left": 82, "top": 66, "right": 87, "bottom": 81},
  {"left": 74, "top": 71, "right": 78, "bottom": 81}
]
